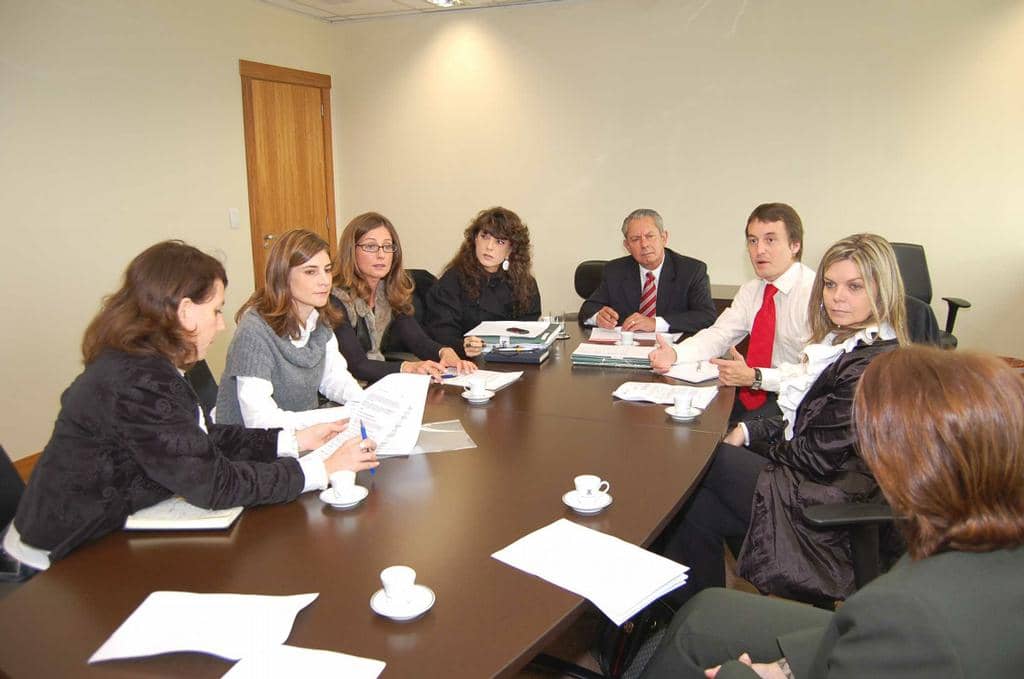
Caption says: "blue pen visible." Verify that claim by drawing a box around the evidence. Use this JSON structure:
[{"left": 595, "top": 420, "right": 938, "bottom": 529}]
[{"left": 361, "top": 422, "right": 374, "bottom": 475}]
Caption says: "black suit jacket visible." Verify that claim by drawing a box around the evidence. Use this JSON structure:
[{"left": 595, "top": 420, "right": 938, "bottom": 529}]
[{"left": 578, "top": 249, "right": 716, "bottom": 333}]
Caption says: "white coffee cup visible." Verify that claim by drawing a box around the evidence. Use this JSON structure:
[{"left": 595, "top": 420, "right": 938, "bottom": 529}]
[
  {"left": 330, "top": 469, "right": 356, "bottom": 498},
  {"left": 619, "top": 331, "right": 634, "bottom": 346},
  {"left": 380, "top": 565, "right": 417, "bottom": 603},
  {"left": 574, "top": 474, "right": 611, "bottom": 500},
  {"left": 466, "top": 374, "right": 488, "bottom": 397},
  {"left": 673, "top": 392, "right": 694, "bottom": 414}
]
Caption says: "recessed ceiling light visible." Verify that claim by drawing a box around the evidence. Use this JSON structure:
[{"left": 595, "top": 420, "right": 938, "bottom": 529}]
[{"left": 425, "top": 0, "right": 464, "bottom": 8}]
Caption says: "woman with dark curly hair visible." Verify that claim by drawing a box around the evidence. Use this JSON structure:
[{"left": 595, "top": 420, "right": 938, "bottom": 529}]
[{"left": 424, "top": 207, "right": 542, "bottom": 357}]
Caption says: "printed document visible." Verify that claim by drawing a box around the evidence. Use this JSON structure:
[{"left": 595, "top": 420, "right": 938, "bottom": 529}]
[
  {"left": 492, "top": 519, "right": 689, "bottom": 626},
  {"left": 223, "top": 644, "right": 385, "bottom": 679},
  {"left": 612, "top": 383, "right": 720, "bottom": 407}
]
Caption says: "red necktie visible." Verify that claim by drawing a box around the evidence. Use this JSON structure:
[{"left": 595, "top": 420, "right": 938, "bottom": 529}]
[
  {"left": 639, "top": 272, "right": 657, "bottom": 318},
  {"left": 738, "top": 284, "right": 778, "bottom": 410}
]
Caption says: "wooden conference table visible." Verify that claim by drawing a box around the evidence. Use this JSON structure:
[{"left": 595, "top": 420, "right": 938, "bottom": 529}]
[{"left": 0, "top": 325, "right": 732, "bottom": 678}]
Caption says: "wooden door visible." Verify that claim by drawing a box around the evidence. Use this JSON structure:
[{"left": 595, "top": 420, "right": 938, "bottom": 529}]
[{"left": 240, "top": 60, "right": 337, "bottom": 284}]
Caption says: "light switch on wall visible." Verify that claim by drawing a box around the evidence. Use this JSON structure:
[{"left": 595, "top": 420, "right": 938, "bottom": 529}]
[{"left": 228, "top": 207, "right": 241, "bottom": 229}]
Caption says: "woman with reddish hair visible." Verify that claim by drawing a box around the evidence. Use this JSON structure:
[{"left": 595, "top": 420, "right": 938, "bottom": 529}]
[
  {"left": 4, "top": 241, "right": 376, "bottom": 568},
  {"left": 641, "top": 346, "right": 1024, "bottom": 678}
]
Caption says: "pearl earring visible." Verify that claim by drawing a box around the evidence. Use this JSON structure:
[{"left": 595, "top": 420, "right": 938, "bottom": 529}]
[{"left": 502, "top": 258, "right": 510, "bottom": 272}]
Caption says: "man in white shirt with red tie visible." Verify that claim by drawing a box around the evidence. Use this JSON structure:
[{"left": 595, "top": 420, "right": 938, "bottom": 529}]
[
  {"left": 579, "top": 209, "right": 717, "bottom": 334},
  {"left": 649, "top": 203, "right": 815, "bottom": 421}
]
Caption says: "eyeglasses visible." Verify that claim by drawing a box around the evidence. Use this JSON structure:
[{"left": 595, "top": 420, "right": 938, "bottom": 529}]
[{"left": 356, "top": 243, "right": 399, "bottom": 254}]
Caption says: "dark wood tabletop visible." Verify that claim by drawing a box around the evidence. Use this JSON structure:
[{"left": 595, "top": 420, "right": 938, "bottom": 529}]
[{"left": 0, "top": 325, "right": 732, "bottom": 678}]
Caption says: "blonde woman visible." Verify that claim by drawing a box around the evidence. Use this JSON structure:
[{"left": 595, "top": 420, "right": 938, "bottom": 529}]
[{"left": 662, "top": 234, "right": 909, "bottom": 606}]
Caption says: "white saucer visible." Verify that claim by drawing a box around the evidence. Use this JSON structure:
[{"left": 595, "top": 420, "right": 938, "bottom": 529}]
[
  {"left": 666, "top": 406, "right": 703, "bottom": 422},
  {"left": 319, "top": 485, "right": 369, "bottom": 509},
  {"left": 461, "top": 389, "right": 495, "bottom": 404},
  {"left": 370, "top": 584, "right": 436, "bottom": 621},
  {"left": 562, "top": 490, "right": 613, "bottom": 515}
]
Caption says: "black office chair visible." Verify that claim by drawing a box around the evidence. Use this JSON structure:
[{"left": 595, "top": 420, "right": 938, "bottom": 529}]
[
  {"left": 381, "top": 268, "right": 438, "bottom": 358},
  {"left": 2, "top": 445, "right": 32, "bottom": 589},
  {"left": 804, "top": 502, "right": 897, "bottom": 591},
  {"left": 905, "top": 295, "right": 941, "bottom": 346},
  {"left": 891, "top": 242, "right": 970, "bottom": 349},
  {"left": 574, "top": 260, "right": 607, "bottom": 300},
  {"left": 184, "top": 360, "right": 219, "bottom": 414}
]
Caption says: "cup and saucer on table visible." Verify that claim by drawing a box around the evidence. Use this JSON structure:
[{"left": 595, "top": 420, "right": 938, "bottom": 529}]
[
  {"left": 562, "top": 474, "right": 613, "bottom": 515},
  {"left": 319, "top": 469, "right": 369, "bottom": 509},
  {"left": 666, "top": 392, "right": 703, "bottom": 423},
  {"left": 461, "top": 374, "right": 494, "bottom": 404},
  {"left": 370, "top": 565, "right": 436, "bottom": 621}
]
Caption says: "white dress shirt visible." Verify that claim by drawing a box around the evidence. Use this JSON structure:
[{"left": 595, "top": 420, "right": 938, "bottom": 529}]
[
  {"left": 672, "top": 261, "right": 816, "bottom": 393},
  {"left": 585, "top": 259, "right": 670, "bottom": 332},
  {"left": 234, "top": 310, "right": 362, "bottom": 493}
]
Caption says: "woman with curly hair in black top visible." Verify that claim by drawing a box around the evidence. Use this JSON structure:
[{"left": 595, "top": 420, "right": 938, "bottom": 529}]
[{"left": 424, "top": 207, "right": 542, "bottom": 357}]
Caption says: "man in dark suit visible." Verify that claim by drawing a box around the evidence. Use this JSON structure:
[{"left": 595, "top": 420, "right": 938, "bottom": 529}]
[{"left": 579, "top": 209, "right": 716, "bottom": 334}]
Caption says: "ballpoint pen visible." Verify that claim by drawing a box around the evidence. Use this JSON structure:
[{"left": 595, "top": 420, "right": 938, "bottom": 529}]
[{"left": 361, "top": 421, "right": 375, "bottom": 475}]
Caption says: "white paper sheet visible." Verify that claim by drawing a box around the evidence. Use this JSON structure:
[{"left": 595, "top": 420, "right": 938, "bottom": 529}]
[
  {"left": 89, "top": 592, "right": 318, "bottom": 663},
  {"left": 465, "top": 320, "right": 551, "bottom": 338},
  {"left": 664, "top": 360, "right": 720, "bottom": 383},
  {"left": 442, "top": 369, "right": 522, "bottom": 392},
  {"left": 588, "top": 328, "right": 682, "bottom": 344},
  {"left": 307, "top": 373, "right": 429, "bottom": 461},
  {"left": 492, "top": 519, "right": 688, "bottom": 626},
  {"left": 612, "top": 383, "right": 720, "bottom": 407},
  {"left": 222, "top": 644, "right": 385, "bottom": 679}
]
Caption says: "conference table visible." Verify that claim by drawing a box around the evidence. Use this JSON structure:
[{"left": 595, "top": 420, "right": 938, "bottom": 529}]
[{"left": 0, "top": 325, "right": 733, "bottom": 678}]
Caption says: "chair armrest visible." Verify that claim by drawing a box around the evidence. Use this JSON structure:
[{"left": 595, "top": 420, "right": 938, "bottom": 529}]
[
  {"left": 941, "top": 297, "right": 972, "bottom": 334},
  {"left": 804, "top": 503, "right": 894, "bottom": 528},
  {"left": 941, "top": 297, "right": 971, "bottom": 309}
]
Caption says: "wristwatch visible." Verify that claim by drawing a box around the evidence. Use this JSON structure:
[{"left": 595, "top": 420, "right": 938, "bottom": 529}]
[{"left": 751, "top": 368, "right": 763, "bottom": 391}]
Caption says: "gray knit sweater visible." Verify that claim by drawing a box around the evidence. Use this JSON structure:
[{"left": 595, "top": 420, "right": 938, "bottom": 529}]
[{"left": 216, "top": 310, "right": 336, "bottom": 425}]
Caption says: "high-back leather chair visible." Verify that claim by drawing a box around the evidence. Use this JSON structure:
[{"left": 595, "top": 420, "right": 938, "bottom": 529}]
[
  {"left": 381, "top": 268, "right": 438, "bottom": 357},
  {"left": 184, "top": 360, "right": 219, "bottom": 415},
  {"left": 891, "top": 242, "right": 970, "bottom": 348},
  {"left": 0, "top": 446, "right": 24, "bottom": 531},
  {"left": 574, "top": 260, "right": 607, "bottom": 300}
]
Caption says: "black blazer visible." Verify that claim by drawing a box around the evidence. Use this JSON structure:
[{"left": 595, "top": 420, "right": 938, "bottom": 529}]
[
  {"left": 424, "top": 268, "right": 541, "bottom": 357},
  {"left": 14, "top": 350, "right": 303, "bottom": 561},
  {"left": 578, "top": 249, "right": 716, "bottom": 333}
]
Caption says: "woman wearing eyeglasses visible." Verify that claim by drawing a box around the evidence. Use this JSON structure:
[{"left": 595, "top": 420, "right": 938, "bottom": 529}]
[
  {"left": 330, "top": 212, "right": 474, "bottom": 383},
  {"left": 424, "top": 207, "right": 542, "bottom": 357}
]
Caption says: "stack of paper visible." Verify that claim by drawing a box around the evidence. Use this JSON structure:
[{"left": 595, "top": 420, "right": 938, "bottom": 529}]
[
  {"left": 492, "top": 519, "right": 689, "bottom": 626},
  {"left": 309, "top": 373, "right": 429, "bottom": 461},
  {"left": 443, "top": 369, "right": 522, "bottom": 392},
  {"left": 465, "top": 321, "right": 560, "bottom": 353},
  {"left": 612, "top": 382, "right": 719, "bottom": 408},
  {"left": 570, "top": 342, "right": 652, "bottom": 369}
]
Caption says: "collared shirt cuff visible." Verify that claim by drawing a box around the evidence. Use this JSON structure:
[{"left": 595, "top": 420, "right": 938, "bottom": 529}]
[
  {"left": 654, "top": 316, "right": 670, "bottom": 333},
  {"left": 298, "top": 454, "right": 329, "bottom": 493},
  {"left": 740, "top": 422, "right": 751, "bottom": 447},
  {"left": 276, "top": 429, "right": 299, "bottom": 458},
  {"left": 759, "top": 367, "right": 782, "bottom": 393},
  {"left": 584, "top": 313, "right": 598, "bottom": 326}
]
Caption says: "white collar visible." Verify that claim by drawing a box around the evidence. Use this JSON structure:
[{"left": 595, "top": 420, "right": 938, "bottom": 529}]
[
  {"left": 291, "top": 308, "right": 320, "bottom": 348},
  {"left": 761, "top": 260, "right": 805, "bottom": 296}
]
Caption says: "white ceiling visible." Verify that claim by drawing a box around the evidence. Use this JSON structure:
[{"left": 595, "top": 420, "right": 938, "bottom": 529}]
[{"left": 259, "top": 0, "right": 568, "bottom": 22}]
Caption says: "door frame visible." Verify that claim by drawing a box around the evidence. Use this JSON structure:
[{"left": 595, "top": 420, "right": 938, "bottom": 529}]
[{"left": 239, "top": 59, "right": 337, "bottom": 284}]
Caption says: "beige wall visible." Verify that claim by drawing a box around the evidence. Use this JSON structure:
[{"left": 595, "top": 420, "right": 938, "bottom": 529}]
[
  {"left": 3, "top": 0, "right": 1023, "bottom": 460},
  {"left": 329, "top": 0, "right": 1024, "bottom": 350},
  {"left": 0, "top": 0, "right": 331, "bottom": 459}
]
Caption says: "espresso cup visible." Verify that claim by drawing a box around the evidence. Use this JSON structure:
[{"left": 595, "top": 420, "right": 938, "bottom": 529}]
[
  {"left": 329, "top": 469, "right": 356, "bottom": 498},
  {"left": 574, "top": 474, "right": 611, "bottom": 500},
  {"left": 619, "top": 331, "right": 635, "bottom": 346},
  {"left": 466, "top": 374, "right": 488, "bottom": 396},
  {"left": 673, "top": 392, "right": 694, "bottom": 414},
  {"left": 380, "top": 565, "right": 417, "bottom": 603}
]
